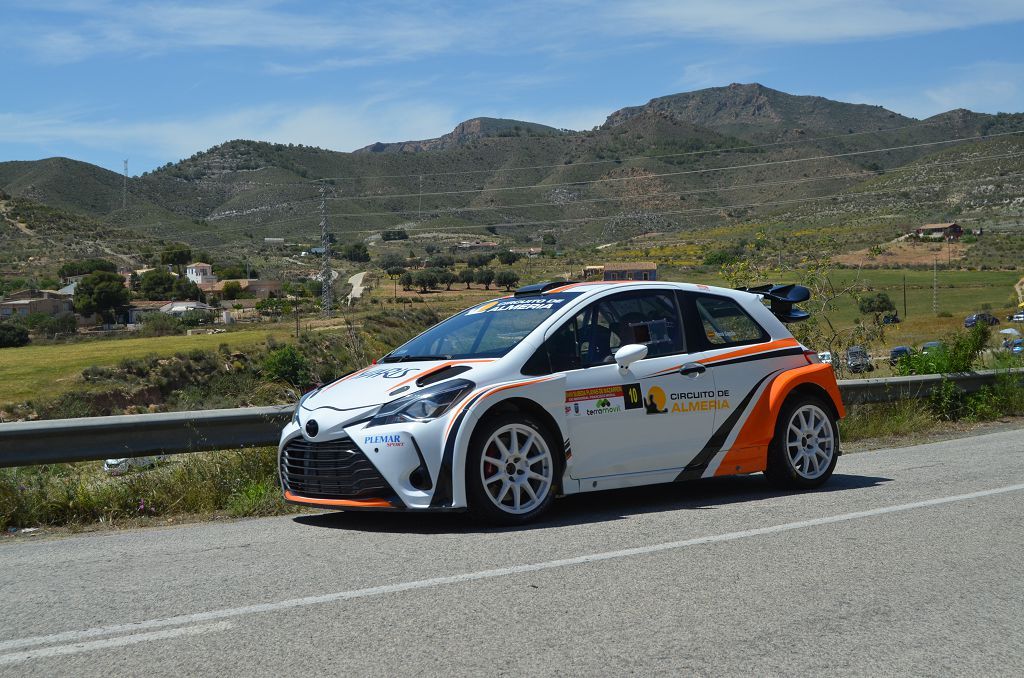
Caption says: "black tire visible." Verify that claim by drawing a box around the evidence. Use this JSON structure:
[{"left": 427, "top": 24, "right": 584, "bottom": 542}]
[
  {"left": 465, "top": 412, "right": 561, "bottom": 526},
  {"left": 764, "top": 394, "right": 839, "bottom": 490}
]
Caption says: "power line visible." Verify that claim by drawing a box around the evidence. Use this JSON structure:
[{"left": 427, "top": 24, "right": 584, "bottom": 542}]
[
  {"left": 200, "top": 129, "right": 1024, "bottom": 221},
  {"left": 319, "top": 183, "right": 333, "bottom": 317},
  {"left": 138, "top": 148, "right": 1024, "bottom": 236}
]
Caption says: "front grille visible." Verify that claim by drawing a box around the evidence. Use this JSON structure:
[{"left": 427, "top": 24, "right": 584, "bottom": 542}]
[{"left": 281, "top": 437, "right": 392, "bottom": 500}]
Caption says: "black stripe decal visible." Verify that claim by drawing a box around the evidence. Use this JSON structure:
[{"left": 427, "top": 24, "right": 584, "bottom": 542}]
[
  {"left": 674, "top": 370, "right": 781, "bottom": 482},
  {"left": 429, "top": 391, "right": 486, "bottom": 508},
  {"left": 705, "top": 347, "right": 804, "bottom": 369}
]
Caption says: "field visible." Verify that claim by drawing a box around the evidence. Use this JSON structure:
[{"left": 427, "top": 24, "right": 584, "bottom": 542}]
[{"left": 0, "top": 325, "right": 295, "bottom": 405}]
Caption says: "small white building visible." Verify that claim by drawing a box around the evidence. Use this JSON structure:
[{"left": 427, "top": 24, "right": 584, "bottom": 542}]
[{"left": 185, "top": 262, "right": 217, "bottom": 285}]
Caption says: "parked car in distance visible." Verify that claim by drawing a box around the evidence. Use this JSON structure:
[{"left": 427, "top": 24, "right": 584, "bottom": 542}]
[
  {"left": 921, "top": 341, "right": 944, "bottom": 354},
  {"left": 889, "top": 346, "right": 914, "bottom": 366},
  {"left": 964, "top": 312, "right": 1000, "bottom": 328},
  {"left": 817, "top": 351, "right": 833, "bottom": 364},
  {"left": 845, "top": 345, "right": 874, "bottom": 373},
  {"left": 1012, "top": 311, "right": 1024, "bottom": 323},
  {"left": 1010, "top": 339, "right": 1024, "bottom": 356}
]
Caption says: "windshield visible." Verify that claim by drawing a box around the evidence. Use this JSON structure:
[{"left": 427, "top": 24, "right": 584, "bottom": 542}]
[{"left": 382, "top": 293, "right": 580, "bottom": 361}]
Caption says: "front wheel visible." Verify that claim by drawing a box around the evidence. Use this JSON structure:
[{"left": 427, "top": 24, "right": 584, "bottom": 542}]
[
  {"left": 466, "top": 413, "right": 559, "bottom": 525},
  {"left": 765, "top": 396, "right": 839, "bottom": 489}
]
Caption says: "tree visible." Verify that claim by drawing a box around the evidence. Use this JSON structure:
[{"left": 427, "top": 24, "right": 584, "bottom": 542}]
[
  {"left": 458, "top": 268, "right": 476, "bottom": 289},
  {"left": 171, "top": 277, "right": 203, "bottom": 301},
  {"left": 497, "top": 250, "right": 521, "bottom": 266},
  {"left": 542, "top": 234, "right": 556, "bottom": 245},
  {"left": 74, "top": 271, "right": 129, "bottom": 323},
  {"left": 58, "top": 259, "right": 116, "bottom": 279},
  {"left": 475, "top": 268, "right": 495, "bottom": 290},
  {"left": 381, "top": 229, "right": 409, "bottom": 241},
  {"left": 413, "top": 270, "right": 439, "bottom": 293},
  {"left": 160, "top": 244, "right": 192, "bottom": 269},
  {"left": 437, "top": 269, "right": 458, "bottom": 291},
  {"left": 377, "top": 253, "right": 406, "bottom": 270},
  {"left": 495, "top": 270, "right": 520, "bottom": 291},
  {"left": 385, "top": 266, "right": 406, "bottom": 278},
  {"left": 400, "top": 272, "right": 413, "bottom": 291},
  {"left": 140, "top": 269, "right": 176, "bottom": 299},
  {"left": 466, "top": 253, "right": 494, "bottom": 268},
  {"left": 424, "top": 243, "right": 439, "bottom": 255},
  {"left": 342, "top": 242, "right": 370, "bottom": 262},
  {"left": 0, "top": 324, "right": 30, "bottom": 348},
  {"left": 222, "top": 281, "right": 243, "bottom": 300},
  {"left": 858, "top": 292, "right": 896, "bottom": 318},
  {"left": 428, "top": 254, "right": 455, "bottom": 269}
]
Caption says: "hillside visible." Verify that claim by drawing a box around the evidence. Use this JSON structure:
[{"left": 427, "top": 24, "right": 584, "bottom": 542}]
[
  {"left": 355, "top": 117, "right": 568, "bottom": 153},
  {"left": 0, "top": 83, "right": 1021, "bottom": 257}
]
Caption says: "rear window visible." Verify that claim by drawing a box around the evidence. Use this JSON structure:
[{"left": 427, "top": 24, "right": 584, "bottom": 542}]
[{"left": 693, "top": 295, "right": 767, "bottom": 347}]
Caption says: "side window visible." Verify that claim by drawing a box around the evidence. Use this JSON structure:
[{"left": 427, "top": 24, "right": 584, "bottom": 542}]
[
  {"left": 693, "top": 295, "right": 768, "bottom": 347},
  {"left": 582, "top": 291, "right": 684, "bottom": 366},
  {"left": 521, "top": 290, "right": 685, "bottom": 375}
]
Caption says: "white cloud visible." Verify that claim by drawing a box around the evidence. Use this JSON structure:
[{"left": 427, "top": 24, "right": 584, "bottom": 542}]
[
  {"left": 609, "top": 0, "right": 1024, "bottom": 43},
  {"left": 844, "top": 62, "right": 1024, "bottom": 118},
  {"left": 677, "top": 61, "right": 764, "bottom": 91},
  {"left": 12, "top": 1, "right": 468, "bottom": 65},
  {"left": 0, "top": 100, "right": 460, "bottom": 162}
]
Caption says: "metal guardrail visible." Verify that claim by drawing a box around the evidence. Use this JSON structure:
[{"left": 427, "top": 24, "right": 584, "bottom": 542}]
[{"left": 0, "top": 369, "right": 1021, "bottom": 468}]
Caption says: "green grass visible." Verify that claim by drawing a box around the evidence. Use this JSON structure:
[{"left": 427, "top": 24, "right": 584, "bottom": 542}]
[
  {"left": 0, "top": 447, "right": 293, "bottom": 531},
  {"left": 0, "top": 326, "right": 293, "bottom": 404}
]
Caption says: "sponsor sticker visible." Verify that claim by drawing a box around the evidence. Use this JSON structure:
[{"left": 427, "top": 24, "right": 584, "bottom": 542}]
[
  {"left": 356, "top": 367, "right": 420, "bottom": 380},
  {"left": 467, "top": 298, "right": 567, "bottom": 315},
  {"left": 363, "top": 433, "right": 406, "bottom": 448},
  {"left": 644, "top": 385, "right": 730, "bottom": 415},
  {"left": 564, "top": 384, "right": 643, "bottom": 417}
]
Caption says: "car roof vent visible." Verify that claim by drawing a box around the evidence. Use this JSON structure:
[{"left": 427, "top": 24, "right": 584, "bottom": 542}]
[{"left": 514, "top": 280, "right": 570, "bottom": 296}]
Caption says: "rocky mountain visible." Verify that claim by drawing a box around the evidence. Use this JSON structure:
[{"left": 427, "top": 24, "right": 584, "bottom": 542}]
[
  {"left": 1, "top": 84, "right": 1021, "bottom": 259},
  {"left": 355, "top": 117, "right": 567, "bottom": 153}
]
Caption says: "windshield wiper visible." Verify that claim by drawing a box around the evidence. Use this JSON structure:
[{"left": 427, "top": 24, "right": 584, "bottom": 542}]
[{"left": 379, "top": 354, "right": 453, "bottom": 363}]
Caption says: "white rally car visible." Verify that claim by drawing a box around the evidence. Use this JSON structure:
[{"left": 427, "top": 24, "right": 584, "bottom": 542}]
[{"left": 279, "top": 281, "right": 845, "bottom": 524}]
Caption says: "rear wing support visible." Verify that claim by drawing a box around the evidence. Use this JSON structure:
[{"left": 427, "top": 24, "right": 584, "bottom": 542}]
[{"left": 737, "top": 284, "right": 811, "bottom": 323}]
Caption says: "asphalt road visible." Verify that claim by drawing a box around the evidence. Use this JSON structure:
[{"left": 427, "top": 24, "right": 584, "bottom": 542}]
[{"left": 2, "top": 429, "right": 1023, "bottom": 676}]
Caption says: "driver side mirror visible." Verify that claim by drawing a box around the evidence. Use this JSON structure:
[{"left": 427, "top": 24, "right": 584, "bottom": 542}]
[{"left": 614, "top": 343, "right": 648, "bottom": 372}]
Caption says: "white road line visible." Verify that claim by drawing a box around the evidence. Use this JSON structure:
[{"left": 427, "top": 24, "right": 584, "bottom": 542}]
[
  {"left": 0, "top": 622, "right": 233, "bottom": 665},
  {"left": 2, "top": 482, "right": 1022, "bottom": 660}
]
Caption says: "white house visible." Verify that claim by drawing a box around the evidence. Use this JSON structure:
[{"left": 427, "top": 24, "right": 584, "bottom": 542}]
[
  {"left": 185, "top": 262, "right": 217, "bottom": 285},
  {"left": 159, "top": 301, "right": 217, "bottom": 317}
]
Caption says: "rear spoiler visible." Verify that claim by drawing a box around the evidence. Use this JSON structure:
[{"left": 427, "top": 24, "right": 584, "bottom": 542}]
[{"left": 737, "top": 284, "right": 811, "bottom": 323}]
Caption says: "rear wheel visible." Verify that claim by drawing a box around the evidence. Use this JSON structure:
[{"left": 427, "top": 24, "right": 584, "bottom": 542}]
[
  {"left": 765, "top": 395, "right": 839, "bottom": 489},
  {"left": 466, "top": 413, "right": 559, "bottom": 525}
]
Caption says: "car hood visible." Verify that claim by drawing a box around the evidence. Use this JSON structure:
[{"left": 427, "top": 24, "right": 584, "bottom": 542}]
[{"left": 300, "top": 359, "right": 495, "bottom": 412}]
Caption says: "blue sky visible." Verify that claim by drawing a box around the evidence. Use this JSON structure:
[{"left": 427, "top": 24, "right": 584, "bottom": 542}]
[{"left": 2, "top": 1, "right": 1023, "bottom": 174}]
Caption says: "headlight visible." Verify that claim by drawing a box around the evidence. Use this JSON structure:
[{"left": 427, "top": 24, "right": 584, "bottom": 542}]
[
  {"left": 368, "top": 379, "right": 475, "bottom": 428},
  {"left": 292, "top": 387, "right": 320, "bottom": 424}
]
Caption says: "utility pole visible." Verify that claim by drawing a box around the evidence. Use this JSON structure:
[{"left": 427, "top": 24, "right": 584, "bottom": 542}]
[
  {"left": 122, "top": 159, "right": 128, "bottom": 210},
  {"left": 319, "top": 183, "right": 333, "bottom": 318},
  {"left": 903, "top": 274, "right": 908, "bottom": 319},
  {"left": 933, "top": 257, "right": 938, "bottom": 315}
]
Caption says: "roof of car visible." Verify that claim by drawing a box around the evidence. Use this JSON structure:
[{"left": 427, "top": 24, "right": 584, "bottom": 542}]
[{"left": 535, "top": 280, "right": 742, "bottom": 297}]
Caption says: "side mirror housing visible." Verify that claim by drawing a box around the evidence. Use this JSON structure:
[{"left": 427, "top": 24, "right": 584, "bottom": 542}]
[{"left": 614, "top": 344, "right": 648, "bottom": 371}]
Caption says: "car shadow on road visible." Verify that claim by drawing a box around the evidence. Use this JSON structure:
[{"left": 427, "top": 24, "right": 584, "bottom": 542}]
[{"left": 291, "top": 472, "right": 892, "bottom": 535}]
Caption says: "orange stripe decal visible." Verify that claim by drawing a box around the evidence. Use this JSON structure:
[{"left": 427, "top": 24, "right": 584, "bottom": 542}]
[
  {"left": 443, "top": 376, "right": 553, "bottom": 439},
  {"left": 284, "top": 491, "right": 394, "bottom": 508},
  {"left": 697, "top": 338, "right": 800, "bottom": 365}
]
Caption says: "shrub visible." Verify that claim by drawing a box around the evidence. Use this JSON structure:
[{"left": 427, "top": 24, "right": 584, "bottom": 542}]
[
  {"left": 0, "top": 324, "right": 30, "bottom": 348},
  {"left": 262, "top": 345, "right": 311, "bottom": 387},
  {"left": 138, "top": 313, "right": 185, "bottom": 337}
]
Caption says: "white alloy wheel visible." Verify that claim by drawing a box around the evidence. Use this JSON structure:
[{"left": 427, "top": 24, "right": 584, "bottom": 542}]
[
  {"left": 479, "top": 423, "right": 554, "bottom": 515},
  {"left": 784, "top": 404, "right": 836, "bottom": 480}
]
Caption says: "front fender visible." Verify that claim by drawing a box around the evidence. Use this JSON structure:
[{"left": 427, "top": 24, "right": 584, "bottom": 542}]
[{"left": 431, "top": 375, "right": 568, "bottom": 508}]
